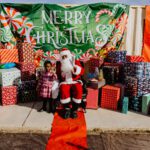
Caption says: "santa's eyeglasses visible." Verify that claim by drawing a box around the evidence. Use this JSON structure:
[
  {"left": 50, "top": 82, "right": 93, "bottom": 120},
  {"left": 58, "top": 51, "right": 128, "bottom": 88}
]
[{"left": 62, "top": 55, "right": 68, "bottom": 60}]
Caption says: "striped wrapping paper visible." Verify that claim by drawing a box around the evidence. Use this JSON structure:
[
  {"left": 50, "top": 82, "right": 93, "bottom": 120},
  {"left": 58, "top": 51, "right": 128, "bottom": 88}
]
[
  {"left": 137, "top": 77, "right": 150, "bottom": 96},
  {"left": 126, "top": 55, "right": 144, "bottom": 62},
  {"left": 124, "top": 62, "right": 144, "bottom": 78},
  {"left": 107, "top": 50, "right": 127, "bottom": 63},
  {"left": 17, "top": 62, "right": 36, "bottom": 81},
  {"left": 124, "top": 76, "right": 138, "bottom": 97},
  {"left": 129, "top": 96, "right": 142, "bottom": 112},
  {"left": 0, "top": 49, "right": 19, "bottom": 63},
  {"left": 17, "top": 43, "right": 34, "bottom": 63}
]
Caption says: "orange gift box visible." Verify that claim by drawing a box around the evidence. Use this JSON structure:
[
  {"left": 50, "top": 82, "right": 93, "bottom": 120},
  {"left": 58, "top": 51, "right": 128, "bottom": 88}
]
[
  {"left": 101, "top": 85, "right": 120, "bottom": 110},
  {"left": 0, "top": 49, "right": 19, "bottom": 63}
]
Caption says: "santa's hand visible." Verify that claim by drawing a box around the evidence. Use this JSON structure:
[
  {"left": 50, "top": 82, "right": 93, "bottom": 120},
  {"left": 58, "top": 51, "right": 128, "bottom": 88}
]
[{"left": 72, "top": 65, "right": 81, "bottom": 75}]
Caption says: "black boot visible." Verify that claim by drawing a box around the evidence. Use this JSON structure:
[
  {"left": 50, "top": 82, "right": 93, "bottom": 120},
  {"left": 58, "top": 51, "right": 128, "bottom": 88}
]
[
  {"left": 63, "top": 103, "right": 71, "bottom": 119},
  {"left": 38, "top": 100, "right": 47, "bottom": 112},
  {"left": 48, "top": 99, "right": 56, "bottom": 114},
  {"left": 71, "top": 103, "right": 79, "bottom": 119}
]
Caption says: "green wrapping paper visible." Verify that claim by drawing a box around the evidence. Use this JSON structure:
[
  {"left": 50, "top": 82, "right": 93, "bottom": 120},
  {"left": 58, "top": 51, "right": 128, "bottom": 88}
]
[
  {"left": 142, "top": 93, "right": 150, "bottom": 115},
  {"left": 122, "top": 97, "right": 129, "bottom": 114}
]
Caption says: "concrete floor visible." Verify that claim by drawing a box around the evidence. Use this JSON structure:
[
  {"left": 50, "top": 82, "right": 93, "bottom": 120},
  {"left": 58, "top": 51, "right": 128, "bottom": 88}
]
[{"left": 0, "top": 101, "right": 150, "bottom": 133}]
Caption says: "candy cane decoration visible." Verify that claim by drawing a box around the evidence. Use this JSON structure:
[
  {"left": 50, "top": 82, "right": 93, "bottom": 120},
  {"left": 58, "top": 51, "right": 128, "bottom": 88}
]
[
  {"left": 95, "top": 9, "right": 113, "bottom": 23},
  {"left": 18, "top": 16, "right": 33, "bottom": 35},
  {"left": 24, "top": 36, "right": 36, "bottom": 47},
  {"left": 0, "top": 7, "right": 22, "bottom": 31}
]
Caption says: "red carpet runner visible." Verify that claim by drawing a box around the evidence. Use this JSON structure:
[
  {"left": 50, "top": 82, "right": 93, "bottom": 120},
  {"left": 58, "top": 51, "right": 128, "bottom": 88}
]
[{"left": 46, "top": 111, "right": 88, "bottom": 150}]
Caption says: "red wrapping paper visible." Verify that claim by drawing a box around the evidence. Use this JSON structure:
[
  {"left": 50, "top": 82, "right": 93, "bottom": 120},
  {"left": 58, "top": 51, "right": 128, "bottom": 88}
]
[
  {"left": 17, "top": 42, "right": 34, "bottom": 62},
  {"left": 101, "top": 85, "right": 120, "bottom": 110},
  {"left": 0, "top": 86, "right": 17, "bottom": 106},
  {"left": 126, "top": 55, "right": 145, "bottom": 62},
  {"left": 17, "top": 62, "right": 36, "bottom": 81}
]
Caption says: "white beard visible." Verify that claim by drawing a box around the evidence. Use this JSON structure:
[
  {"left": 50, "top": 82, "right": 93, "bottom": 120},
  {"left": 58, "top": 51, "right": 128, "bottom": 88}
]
[{"left": 61, "top": 58, "right": 73, "bottom": 73}]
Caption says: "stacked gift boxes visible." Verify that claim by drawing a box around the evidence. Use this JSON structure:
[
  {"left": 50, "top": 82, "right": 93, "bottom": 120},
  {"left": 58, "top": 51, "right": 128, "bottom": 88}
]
[
  {"left": 124, "top": 62, "right": 150, "bottom": 112},
  {"left": 16, "top": 42, "right": 36, "bottom": 102},
  {"left": 0, "top": 48, "right": 20, "bottom": 105}
]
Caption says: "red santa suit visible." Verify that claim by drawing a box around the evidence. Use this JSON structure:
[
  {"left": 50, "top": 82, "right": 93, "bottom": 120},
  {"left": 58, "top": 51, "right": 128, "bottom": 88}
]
[{"left": 58, "top": 49, "right": 84, "bottom": 105}]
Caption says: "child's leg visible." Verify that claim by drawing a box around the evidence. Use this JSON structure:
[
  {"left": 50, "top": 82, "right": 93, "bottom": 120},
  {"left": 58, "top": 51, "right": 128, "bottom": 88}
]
[
  {"left": 47, "top": 98, "right": 55, "bottom": 113},
  {"left": 38, "top": 97, "right": 47, "bottom": 112}
]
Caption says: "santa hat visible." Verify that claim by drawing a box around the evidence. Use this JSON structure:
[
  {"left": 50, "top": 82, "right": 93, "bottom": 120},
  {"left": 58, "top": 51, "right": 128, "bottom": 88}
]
[{"left": 60, "top": 48, "right": 72, "bottom": 57}]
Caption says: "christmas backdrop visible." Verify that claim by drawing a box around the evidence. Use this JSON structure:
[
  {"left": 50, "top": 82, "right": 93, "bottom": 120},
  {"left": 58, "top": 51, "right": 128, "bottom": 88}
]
[{"left": 0, "top": 3, "right": 129, "bottom": 60}]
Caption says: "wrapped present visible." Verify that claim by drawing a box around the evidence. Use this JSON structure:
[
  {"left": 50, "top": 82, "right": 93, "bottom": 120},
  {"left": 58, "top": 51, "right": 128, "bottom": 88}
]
[
  {"left": 124, "top": 76, "right": 138, "bottom": 97},
  {"left": 0, "top": 68, "right": 21, "bottom": 86},
  {"left": 86, "top": 87, "right": 99, "bottom": 109},
  {"left": 17, "top": 42, "right": 34, "bottom": 62},
  {"left": 18, "top": 90, "right": 37, "bottom": 103},
  {"left": 129, "top": 96, "right": 142, "bottom": 112},
  {"left": 142, "top": 94, "right": 150, "bottom": 115},
  {"left": 137, "top": 77, "right": 150, "bottom": 96},
  {"left": 107, "top": 50, "right": 127, "bottom": 63},
  {"left": 103, "top": 66, "right": 121, "bottom": 84},
  {"left": 18, "top": 80, "right": 37, "bottom": 91},
  {"left": 89, "top": 57, "right": 103, "bottom": 73},
  {"left": 124, "top": 62, "right": 144, "bottom": 78},
  {"left": 144, "top": 63, "right": 150, "bottom": 78},
  {"left": 0, "top": 86, "right": 17, "bottom": 106},
  {"left": 101, "top": 85, "right": 120, "bottom": 110},
  {"left": 122, "top": 97, "right": 129, "bottom": 114},
  {"left": 17, "top": 62, "right": 36, "bottom": 81},
  {"left": 126, "top": 55, "right": 144, "bottom": 62},
  {"left": 87, "top": 79, "right": 106, "bottom": 89},
  {"left": 113, "top": 83, "right": 125, "bottom": 110},
  {"left": 0, "top": 49, "right": 19, "bottom": 63}
]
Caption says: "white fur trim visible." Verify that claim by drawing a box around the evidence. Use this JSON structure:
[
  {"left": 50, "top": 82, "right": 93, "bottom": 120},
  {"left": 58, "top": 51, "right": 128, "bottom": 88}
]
[
  {"left": 60, "top": 50, "right": 71, "bottom": 56},
  {"left": 73, "top": 65, "right": 81, "bottom": 75},
  {"left": 51, "top": 81, "right": 59, "bottom": 99},
  {"left": 60, "top": 97, "right": 71, "bottom": 104},
  {"left": 72, "top": 98, "right": 81, "bottom": 104},
  {"left": 83, "top": 99, "right": 86, "bottom": 102}
]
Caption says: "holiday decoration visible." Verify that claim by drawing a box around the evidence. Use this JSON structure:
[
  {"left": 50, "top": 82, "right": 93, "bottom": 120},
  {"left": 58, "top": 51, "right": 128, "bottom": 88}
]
[
  {"left": 0, "top": 6, "right": 22, "bottom": 31},
  {"left": 126, "top": 55, "right": 145, "bottom": 62},
  {"left": 0, "top": 27, "right": 13, "bottom": 42}
]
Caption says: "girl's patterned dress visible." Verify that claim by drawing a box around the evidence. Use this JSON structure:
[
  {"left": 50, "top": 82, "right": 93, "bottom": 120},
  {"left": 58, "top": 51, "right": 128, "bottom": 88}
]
[{"left": 37, "top": 71, "right": 57, "bottom": 98}]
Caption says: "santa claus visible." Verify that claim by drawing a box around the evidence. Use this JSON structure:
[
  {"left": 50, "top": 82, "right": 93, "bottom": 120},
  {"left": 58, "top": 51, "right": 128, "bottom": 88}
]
[{"left": 58, "top": 48, "right": 84, "bottom": 119}]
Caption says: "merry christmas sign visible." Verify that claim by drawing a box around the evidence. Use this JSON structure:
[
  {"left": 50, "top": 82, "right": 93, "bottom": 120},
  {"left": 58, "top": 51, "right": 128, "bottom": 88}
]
[{"left": 0, "top": 3, "right": 129, "bottom": 60}]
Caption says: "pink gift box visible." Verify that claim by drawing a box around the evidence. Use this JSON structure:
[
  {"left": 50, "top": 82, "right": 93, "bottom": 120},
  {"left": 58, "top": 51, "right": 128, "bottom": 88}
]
[{"left": 86, "top": 87, "right": 99, "bottom": 109}]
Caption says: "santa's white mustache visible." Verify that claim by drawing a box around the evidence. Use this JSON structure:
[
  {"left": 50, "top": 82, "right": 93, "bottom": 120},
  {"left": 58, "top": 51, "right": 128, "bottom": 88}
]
[{"left": 61, "top": 58, "right": 73, "bottom": 73}]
